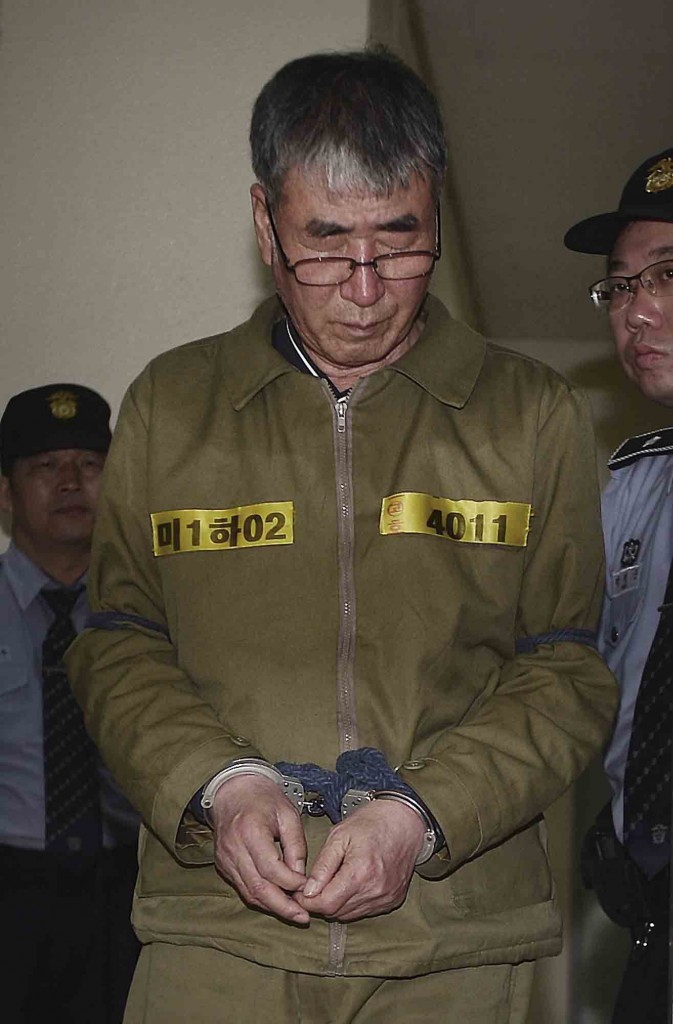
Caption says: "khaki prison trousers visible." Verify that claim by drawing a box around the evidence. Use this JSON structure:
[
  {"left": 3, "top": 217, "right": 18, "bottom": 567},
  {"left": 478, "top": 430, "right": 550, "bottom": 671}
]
[{"left": 124, "top": 942, "right": 535, "bottom": 1023}]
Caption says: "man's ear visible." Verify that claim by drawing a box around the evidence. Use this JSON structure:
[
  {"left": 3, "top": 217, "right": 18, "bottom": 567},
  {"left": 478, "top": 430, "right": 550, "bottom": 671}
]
[
  {"left": 0, "top": 475, "right": 13, "bottom": 517},
  {"left": 0, "top": 475, "right": 13, "bottom": 540},
  {"left": 250, "top": 183, "right": 274, "bottom": 267}
]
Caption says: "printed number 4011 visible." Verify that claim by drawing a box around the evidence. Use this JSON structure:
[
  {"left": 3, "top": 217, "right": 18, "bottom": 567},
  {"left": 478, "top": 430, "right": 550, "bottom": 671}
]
[{"left": 425, "top": 508, "right": 507, "bottom": 543}]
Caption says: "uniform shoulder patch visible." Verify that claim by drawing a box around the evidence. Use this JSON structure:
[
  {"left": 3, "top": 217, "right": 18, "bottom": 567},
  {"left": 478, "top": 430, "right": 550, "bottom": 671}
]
[{"left": 608, "top": 427, "right": 673, "bottom": 469}]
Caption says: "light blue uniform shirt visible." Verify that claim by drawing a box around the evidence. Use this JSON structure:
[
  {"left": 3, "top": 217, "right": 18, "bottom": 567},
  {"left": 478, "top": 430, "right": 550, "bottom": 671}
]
[
  {"left": 599, "top": 442, "right": 673, "bottom": 841},
  {"left": 0, "top": 542, "right": 139, "bottom": 850}
]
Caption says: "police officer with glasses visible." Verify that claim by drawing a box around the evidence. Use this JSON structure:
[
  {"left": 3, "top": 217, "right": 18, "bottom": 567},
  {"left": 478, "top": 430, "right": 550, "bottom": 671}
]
[{"left": 566, "top": 147, "right": 673, "bottom": 1024}]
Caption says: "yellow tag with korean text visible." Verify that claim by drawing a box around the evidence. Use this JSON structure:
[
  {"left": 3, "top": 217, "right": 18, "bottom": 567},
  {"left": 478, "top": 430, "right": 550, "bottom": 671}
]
[
  {"left": 151, "top": 502, "right": 294, "bottom": 557},
  {"left": 380, "top": 492, "right": 531, "bottom": 547}
]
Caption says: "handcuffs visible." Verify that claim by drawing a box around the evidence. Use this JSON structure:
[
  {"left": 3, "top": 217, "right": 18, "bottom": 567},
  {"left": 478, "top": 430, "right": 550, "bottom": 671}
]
[{"left": 201, "top": 757, "right": 437, "bottom": 866}]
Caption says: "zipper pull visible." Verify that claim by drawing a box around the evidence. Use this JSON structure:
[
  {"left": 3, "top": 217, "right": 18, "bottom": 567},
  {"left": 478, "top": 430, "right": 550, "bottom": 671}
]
[{"left": 336, "top": 397, "right": 348, "bottom": 433}]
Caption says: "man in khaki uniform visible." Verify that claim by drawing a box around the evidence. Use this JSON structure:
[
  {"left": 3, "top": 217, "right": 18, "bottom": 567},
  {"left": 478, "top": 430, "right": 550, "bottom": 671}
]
[{"left": 68, "top": 49, "right": 617, "bottom": 1023}]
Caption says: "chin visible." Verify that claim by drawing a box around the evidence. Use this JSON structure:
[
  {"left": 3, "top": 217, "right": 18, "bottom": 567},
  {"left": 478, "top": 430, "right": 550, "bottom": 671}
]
[
  {"left": 50, "top": 520, "right": 95, "bottom": 547},
  {"left": 648, "top": 391, "right": 673, "bottom": 409},
  {"left": 637, "top": 376, "right": 673, "bottom": 408},
  {"left": 53, "top": 534, "right": 94, "bottom": 550}
]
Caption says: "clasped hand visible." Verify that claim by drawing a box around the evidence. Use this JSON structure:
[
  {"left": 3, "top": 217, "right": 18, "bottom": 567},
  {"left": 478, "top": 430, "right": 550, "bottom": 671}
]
[{"left": 211, "top": 775, "right": 426, "bottom": 925}]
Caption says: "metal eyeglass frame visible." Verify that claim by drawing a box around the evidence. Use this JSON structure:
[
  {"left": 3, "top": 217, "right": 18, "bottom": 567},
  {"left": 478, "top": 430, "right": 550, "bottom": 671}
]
[
  {"left": 590, "top": 258, "right": 673, "bottom": 312},
  {"left": 265, "top": 201, "right": 442, "bottom": 286}
]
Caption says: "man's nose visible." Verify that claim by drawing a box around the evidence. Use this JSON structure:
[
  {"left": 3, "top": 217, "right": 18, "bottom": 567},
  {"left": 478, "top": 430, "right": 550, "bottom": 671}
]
[
  {"left": 339, "top": 262, "right": 386, "bottom": 307},
  {"left": 624, "top": 280, "right": 664, "bottom": 331},
  {"left": 56, "top": 461, "right": 83, "bottom": 490}
]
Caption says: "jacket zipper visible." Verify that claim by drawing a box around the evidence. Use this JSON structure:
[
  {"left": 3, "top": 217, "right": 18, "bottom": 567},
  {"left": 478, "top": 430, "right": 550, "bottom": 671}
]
[
  {"left": 325, "top": 384, "right": 360, "bottom": 974},
  {"left": 333, "top": 392, "right": 359, "bottom": 754}
]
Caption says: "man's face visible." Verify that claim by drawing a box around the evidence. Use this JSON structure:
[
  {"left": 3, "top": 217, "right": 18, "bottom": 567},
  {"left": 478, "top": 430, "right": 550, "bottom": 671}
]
[
  {"left": 609, "top": 219, "right": 673, "bottom": 406},
  {"left": 0, "top": 448, "right": 105, "bottom": 562},
  {"left": 251, "top": 169, "right": 437, "bottom": 375}
]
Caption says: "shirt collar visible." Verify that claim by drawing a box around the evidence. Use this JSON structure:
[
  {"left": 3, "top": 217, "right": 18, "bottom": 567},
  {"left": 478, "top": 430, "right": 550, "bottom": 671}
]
[
  {"left": 2, "top": 541, "right": 88, "bottom": 612},
  {"left": 271, "top": 317, "right": 349, "bottom": 399}
]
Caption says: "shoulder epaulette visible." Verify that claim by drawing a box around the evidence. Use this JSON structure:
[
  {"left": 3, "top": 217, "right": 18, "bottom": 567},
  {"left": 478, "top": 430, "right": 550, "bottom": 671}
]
[{"left": 608, "top": 427, "right": 673, "bottom": 469}]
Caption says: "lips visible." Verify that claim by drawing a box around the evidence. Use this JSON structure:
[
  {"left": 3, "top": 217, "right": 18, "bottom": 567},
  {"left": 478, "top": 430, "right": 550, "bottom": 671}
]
[
  {"left": 632, "top": 345, "right": 668, "bottom": 370},
  {"left": 53, "top": 504, "right": 90, "bottom": 516},
  {"left": 341, "top": 320, "right": 384, "bottom": 337}
]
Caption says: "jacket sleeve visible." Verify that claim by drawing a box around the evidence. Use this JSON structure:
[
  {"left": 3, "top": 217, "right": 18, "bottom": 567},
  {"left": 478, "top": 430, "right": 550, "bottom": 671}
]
[
  {"left": 400, "top": 382, "right": 618, "bottom": 878},
  {"left": 67, "top": 369, "right": 261, "bottom": 865}
]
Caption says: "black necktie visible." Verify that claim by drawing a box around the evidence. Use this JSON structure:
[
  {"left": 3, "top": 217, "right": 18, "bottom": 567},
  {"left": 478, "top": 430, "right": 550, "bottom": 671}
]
[
  {"left": 622, "top": 558, "right": 673, "bottom": 877},
  {"left": 41, "top": 587, "right": 101, "bottom": 855}
]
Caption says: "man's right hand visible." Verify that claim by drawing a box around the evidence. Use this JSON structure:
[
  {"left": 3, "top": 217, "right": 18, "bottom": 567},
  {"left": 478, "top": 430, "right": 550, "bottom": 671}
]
[{"left": 210, "top": 774, "right": 309, "bottom": 924}]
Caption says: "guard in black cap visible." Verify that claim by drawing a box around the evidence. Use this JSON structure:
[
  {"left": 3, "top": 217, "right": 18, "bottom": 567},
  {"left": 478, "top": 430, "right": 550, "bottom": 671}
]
[
  {"left": 566, "top": 154, "right": 673, "bottom": 1024},
  {"left": 0, "top": 383, "right": 140, "bottom": 1022},
  {"left": 565, "top": 147, "right": 673, "bottom": 406},
  {"left": 0, "top": 383, "right": 112, "bottom": 571}
]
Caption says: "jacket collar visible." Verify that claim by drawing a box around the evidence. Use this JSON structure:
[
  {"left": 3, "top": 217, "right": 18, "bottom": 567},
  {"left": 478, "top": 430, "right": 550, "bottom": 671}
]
[
  {"left": 390, "top": 294, "right": 486, "bottom": 408},
  {"left": 218, "top": 297, "right": 295, "bottom": 410},
  {"left": 218, "top": 293, "right": 486, "bottom": 410}
]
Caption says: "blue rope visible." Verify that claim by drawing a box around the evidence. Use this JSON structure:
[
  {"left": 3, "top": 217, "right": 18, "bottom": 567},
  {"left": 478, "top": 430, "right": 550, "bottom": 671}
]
[{"left": 276, "top": 747, "right": 423, "bottom": 825}]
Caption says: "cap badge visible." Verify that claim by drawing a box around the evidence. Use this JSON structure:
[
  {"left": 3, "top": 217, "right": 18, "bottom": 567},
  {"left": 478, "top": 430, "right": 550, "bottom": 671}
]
[
  {"left": 645, "top": 157, "right": 673, "bottom": 194},
  {"left": 48, "top": 390, "right": 78, "bottom": 420}
]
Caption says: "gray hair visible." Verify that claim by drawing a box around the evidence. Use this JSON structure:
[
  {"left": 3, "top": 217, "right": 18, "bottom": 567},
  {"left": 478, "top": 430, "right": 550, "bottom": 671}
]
[{"left": 250, "top": 48, "right": 447, "bottom": 209}]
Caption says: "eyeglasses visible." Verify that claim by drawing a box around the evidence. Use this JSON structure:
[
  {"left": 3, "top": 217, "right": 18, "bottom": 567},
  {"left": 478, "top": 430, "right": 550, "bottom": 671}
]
[
  {"left": 589, "top": 258, "right": 673, "bottom": 313},
  {"left": 266, "top": 203, "right": 441, "bottom": 286}
]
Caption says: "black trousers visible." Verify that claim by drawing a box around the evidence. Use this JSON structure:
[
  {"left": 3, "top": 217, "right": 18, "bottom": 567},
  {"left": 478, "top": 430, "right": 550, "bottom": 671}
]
[
  {"left": 0, "top": 843, "right": 141, "bottom": 1024},
  {"left": 612, "top": 865, "right": 670, "bottom": 1024}
]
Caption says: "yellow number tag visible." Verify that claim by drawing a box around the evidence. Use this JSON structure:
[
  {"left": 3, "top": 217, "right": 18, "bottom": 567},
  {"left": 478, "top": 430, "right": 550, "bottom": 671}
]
[
  {"left": 380, "top": 492, "right": 531, "bottom": 547},
  {"left": 151, "top": 502, "right": 294, "bottom": 557}
]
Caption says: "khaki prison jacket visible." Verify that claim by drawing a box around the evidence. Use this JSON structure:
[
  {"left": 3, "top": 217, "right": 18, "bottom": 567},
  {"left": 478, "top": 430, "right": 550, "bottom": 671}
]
[{"left": 67, "top": 295, "right": 617, "bottom": 977}]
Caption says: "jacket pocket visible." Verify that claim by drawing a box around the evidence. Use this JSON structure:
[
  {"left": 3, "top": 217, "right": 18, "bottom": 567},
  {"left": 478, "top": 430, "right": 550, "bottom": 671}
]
[{"left": 136, "top": 825, "right": 235, "bottom": 899}]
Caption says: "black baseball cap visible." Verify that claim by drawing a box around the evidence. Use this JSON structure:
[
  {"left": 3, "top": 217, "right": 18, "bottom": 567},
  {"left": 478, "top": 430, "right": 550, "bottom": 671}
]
[
  {"left": 564, "top": 148, "right": 673, "bottom": 255},
  {"left": 0, "top": 383, "right": 111, "bottom": 475}
]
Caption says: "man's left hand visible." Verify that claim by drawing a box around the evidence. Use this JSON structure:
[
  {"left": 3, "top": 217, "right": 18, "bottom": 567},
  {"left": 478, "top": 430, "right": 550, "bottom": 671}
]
[{"left": 294, "top": 799, "right": 426, "bottom": 921}]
